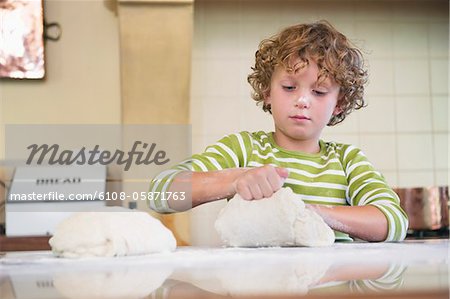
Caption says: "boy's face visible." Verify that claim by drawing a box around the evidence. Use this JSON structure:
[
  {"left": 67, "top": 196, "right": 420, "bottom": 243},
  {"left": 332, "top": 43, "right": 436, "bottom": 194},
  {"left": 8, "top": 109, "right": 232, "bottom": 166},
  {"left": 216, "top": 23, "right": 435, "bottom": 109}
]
[{"left": 265, "top": 57, "right": 341, "bottom": 151}]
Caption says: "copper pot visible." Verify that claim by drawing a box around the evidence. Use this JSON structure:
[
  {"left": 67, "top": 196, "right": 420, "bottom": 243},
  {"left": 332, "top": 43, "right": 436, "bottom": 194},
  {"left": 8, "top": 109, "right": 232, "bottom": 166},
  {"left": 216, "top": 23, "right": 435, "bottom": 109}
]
[{"left": 394, "top": 186, "right": 449, "bottom": 231}]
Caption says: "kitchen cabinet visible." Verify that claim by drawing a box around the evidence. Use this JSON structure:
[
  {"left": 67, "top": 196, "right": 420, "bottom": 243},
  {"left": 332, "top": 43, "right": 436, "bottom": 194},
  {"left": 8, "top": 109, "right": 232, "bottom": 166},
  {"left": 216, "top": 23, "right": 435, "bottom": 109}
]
[{"left": 117, "top": 0, "right": 194, "bottom": 246}]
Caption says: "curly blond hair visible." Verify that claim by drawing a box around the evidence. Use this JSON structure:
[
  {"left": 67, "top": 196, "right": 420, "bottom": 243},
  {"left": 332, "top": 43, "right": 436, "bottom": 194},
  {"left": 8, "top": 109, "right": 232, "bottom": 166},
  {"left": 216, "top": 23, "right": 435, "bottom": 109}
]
[{"left": 247, "top": 20, "right": 368, "bottom": 126}]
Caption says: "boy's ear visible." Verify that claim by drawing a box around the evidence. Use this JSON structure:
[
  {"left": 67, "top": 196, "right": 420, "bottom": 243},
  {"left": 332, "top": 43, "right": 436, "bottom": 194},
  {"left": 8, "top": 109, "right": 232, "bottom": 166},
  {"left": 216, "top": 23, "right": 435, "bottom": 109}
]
[
  {"left": 332, "top": 95, "right": 344, "bottom": 115},
  {"left": 332, "top": 104, "right": 343, "bottom": 116},
  {"left": 263, "top": 90, "right": 271, "bottom": 105}
]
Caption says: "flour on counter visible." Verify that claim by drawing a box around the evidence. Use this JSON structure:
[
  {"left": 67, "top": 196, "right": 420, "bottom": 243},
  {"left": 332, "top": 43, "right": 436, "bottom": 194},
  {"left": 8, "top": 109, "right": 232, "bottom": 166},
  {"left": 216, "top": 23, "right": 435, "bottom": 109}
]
[
  {"left": 49, "top": 206, "right": 176, "bottom": 258},
  {"left": 214, "top": 187, "right": 335, "bottom": 247}
]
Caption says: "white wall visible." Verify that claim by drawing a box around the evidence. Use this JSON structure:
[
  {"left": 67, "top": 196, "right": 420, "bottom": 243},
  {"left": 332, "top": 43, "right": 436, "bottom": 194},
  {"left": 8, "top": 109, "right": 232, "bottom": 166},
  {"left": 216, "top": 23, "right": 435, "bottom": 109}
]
[{"left": 189, "top": 0, "right": 449, "bottom": 245}]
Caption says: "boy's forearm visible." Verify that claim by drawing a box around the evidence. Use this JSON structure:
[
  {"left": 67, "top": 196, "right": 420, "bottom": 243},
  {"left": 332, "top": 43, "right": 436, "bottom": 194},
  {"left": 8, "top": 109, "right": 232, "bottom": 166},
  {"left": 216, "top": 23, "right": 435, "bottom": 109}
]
[
  {"left": 166, "top": 168, "right": 248, "bottom": 211},
  {"left": 308, "top": 205, "right": 388, "bottom": 242}
]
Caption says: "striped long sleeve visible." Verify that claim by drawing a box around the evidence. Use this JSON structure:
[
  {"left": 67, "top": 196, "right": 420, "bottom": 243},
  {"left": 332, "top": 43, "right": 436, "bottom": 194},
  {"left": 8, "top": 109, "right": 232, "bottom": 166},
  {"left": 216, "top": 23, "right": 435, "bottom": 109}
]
[
  {"left": 340, "top": 144, "right": 408, "bottom": 241},
  {"left": 148, "top": 131, "right": 408, "bottom": 241},
  {"left": 148, "top": 133, "right": 252, "bottom": 212}
]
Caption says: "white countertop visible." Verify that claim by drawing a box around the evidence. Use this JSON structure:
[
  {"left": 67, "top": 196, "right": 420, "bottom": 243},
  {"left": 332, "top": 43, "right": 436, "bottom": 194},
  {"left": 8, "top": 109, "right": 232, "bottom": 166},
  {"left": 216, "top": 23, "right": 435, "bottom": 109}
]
[{"left": 0, "top": 239, "right": 448, "bottom": 298}]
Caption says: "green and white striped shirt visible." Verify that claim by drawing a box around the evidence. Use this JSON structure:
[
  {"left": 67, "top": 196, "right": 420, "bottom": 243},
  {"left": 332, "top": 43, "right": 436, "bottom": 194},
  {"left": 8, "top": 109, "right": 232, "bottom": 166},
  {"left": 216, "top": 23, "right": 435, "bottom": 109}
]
[{"left": 149, "top": 131, "right": 408, "bottom": 242}]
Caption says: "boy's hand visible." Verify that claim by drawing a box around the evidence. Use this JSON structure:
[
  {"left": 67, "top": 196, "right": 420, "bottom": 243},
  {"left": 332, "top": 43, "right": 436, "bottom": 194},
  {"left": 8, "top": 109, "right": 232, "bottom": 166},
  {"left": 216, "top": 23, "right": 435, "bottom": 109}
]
[{"left": 233, "top": 165, "right": 289, "bottom": 200}]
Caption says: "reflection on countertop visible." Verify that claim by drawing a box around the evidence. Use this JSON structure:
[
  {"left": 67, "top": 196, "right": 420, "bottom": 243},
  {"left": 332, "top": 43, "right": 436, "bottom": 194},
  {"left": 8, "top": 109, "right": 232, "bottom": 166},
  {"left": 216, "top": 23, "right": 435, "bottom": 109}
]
[{"left": 0, "top": 239, "right": 448, "bottom": 299}]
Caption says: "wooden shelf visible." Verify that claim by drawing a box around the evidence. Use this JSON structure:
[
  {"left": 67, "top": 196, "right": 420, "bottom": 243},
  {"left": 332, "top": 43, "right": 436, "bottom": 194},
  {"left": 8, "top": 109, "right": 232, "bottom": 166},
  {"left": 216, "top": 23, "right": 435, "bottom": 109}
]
[{"left": 0, "top": 235, "right": 51, "bottom": 252}]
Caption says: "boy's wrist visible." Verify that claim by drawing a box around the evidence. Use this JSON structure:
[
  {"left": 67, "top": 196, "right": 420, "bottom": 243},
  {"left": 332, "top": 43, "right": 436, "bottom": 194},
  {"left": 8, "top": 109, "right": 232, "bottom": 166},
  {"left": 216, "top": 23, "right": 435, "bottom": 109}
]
[
  {"left": 191, "top": 168, "right": 249, "bottom": 206},
  {"left": 228, "top": 168, "right": 250, "bottom": 198}
]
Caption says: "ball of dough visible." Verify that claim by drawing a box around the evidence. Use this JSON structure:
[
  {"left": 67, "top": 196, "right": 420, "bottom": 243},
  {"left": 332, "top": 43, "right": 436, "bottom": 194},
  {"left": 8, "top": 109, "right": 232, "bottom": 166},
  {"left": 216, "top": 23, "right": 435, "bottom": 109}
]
[
  {"left": 49, "top": 206, "right": 176, "bottom": 258},
  {"left": 215, "top": 187, "right": 335, "bottom": 247}
]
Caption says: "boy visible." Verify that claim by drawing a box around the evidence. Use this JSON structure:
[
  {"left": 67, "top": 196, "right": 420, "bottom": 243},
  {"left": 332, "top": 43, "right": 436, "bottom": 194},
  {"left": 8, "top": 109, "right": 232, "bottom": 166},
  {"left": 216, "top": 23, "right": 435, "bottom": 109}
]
[{"left": 149, "top": 21, "right": 408, "bottom": 242}]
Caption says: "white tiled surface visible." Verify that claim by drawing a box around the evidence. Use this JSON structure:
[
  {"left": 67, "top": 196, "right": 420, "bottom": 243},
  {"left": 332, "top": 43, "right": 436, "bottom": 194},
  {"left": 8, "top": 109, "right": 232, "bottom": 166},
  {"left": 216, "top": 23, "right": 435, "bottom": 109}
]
[
  {"left": 393, "top": 23, "right": 428, "bottom": 58},
  {"left": 190, "top": 0, "right": 449, "bottom": 189},
  {"left": 381, "top": 170, "right": 398, "bottom": 187},
  {"left": 366, "top": 59, "right": 395, "bottom": 95},
  {"left": 431, "top": 96, "right": 448, "bottom": 132},
  {"left": 358, "top": 97, "right": 396, "bottom": 132},
  {"left": 429, "top": 22, "right": 449, "bottom": 57},
  {"left": 430, "top": 59, "right": 449, "bottom": 94},
  {"left": 324, "top": 111, "right": 359, "bottom": 134},
  {"left": 434, "top": 133, "right": 448, "bottom": 170},
  {"left": 397, "top": 134, "right": 434, "bottom": 170},
  {"left": 395, "top": 97, "right": 432, "bottom": 132},
  {"left": 394, "top": 59, "right": 430, "bottom": 95},
  {"left": 359, "top": 134, "right": 398, "bottom": 171},
  {"left": 398, "top": 171, "right": 435, "bottom": 187}
]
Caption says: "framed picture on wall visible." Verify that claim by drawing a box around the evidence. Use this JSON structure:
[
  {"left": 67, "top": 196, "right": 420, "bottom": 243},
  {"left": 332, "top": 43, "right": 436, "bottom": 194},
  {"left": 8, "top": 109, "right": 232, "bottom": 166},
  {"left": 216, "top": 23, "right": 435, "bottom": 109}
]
[{"left": 0, "top": 0, "right": 45, "bottom": 79}]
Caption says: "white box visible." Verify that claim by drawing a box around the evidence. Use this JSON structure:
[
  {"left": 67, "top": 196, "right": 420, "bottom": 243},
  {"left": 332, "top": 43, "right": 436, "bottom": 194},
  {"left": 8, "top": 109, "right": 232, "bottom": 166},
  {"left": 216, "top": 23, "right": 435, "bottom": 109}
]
[{"left": 6, "top": 165, "right": 107, "bottom": 236}]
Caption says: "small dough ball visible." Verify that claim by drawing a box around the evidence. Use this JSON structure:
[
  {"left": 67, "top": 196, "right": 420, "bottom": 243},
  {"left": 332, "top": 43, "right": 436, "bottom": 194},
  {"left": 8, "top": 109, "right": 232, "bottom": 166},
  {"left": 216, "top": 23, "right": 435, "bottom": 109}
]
[
  {"left": 49, "top": 206, "right": 176, "bottom": 258},
  {"left": 215, "top": 187, "right": 334, "bottom": 247}
]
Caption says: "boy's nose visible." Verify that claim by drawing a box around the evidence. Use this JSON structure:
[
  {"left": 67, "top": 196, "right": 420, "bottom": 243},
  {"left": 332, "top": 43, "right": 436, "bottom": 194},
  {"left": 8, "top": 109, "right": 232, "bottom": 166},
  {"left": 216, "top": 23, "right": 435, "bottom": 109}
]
[{"left": 295, "top": 96, "right": 310, "bottom": 108}]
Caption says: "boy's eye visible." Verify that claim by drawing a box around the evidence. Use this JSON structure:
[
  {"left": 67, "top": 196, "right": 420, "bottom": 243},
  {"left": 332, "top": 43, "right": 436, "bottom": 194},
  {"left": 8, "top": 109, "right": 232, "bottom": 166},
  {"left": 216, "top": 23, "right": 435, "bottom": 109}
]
[
  {"left": 282, "top": 85, "right": 296, "bottom": 91},
  {"left": 313, "top": 90, "right": 327, "bottom": 96}
]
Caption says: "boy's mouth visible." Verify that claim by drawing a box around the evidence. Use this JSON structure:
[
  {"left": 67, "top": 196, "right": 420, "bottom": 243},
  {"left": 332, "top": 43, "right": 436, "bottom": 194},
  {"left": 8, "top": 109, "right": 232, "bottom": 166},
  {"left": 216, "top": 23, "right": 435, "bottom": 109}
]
[{"left": 290, "top": 115, "right": 311, "bottom": 121}]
